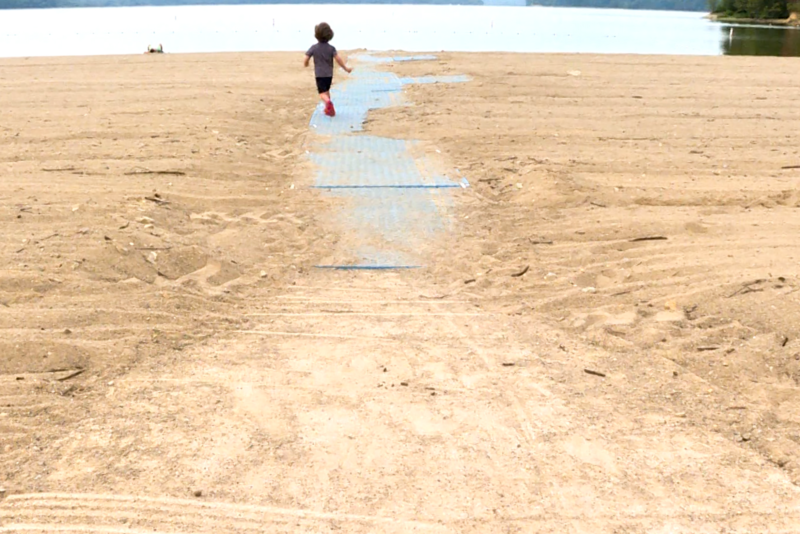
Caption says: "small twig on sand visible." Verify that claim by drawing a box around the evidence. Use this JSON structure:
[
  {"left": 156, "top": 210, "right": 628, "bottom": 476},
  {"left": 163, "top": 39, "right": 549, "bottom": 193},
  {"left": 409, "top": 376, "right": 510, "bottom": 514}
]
[
  {"left": 511, "top": 265, "right": 530, "bottom": 278},
  {"left": 126, "top": 169, "right": 186, "bottom": 176},
  {"left": 41, "top": 167, "right": 76, "bottom": 172},
  {"left": 144, "top": 195, "right": 170, "bottom": 205},
  {"left": 727, "top": 279, "right": 766, "bottom": 298},
  {"left": 781, "top": 165, "right": 800, "bottom": 170},
  {"left": 584, "top": 368, "right": 606, "bottom": 378},
  {"left": 728, "top": 287, "right": 765, "bottom": 298},
  {"left": 630, "top": 236, "right": 667, "bottom": 242},
  {"left": 56, "top": 369, "right": 85, "bottom": 382},
  {"left": 35, "top": 233, "right": 59, "bottom": 244}
]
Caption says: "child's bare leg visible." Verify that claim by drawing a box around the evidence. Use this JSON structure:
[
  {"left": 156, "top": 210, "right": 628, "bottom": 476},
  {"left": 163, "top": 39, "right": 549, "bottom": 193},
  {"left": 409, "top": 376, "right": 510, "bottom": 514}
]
[{"left": 320, "top": 91, "right": 335, "bottom": 116}]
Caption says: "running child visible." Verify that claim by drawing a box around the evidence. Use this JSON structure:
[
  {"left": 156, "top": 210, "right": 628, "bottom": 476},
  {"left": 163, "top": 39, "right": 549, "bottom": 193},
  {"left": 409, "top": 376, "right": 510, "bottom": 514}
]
[{"left": 304, "top": 22, "right": 352, "bottom": 117}]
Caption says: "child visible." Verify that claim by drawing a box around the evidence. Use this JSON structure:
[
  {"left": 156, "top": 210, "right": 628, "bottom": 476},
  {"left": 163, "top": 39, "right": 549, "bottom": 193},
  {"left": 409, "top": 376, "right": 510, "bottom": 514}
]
[{"left": 304, "top": 23, "right": 352, "bottom": 117}]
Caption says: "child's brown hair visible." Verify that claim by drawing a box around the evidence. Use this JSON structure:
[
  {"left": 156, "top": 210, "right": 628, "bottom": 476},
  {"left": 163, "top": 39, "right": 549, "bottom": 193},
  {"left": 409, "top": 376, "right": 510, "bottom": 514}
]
[{"left": 315, "top": 22, "right": 334, "bottom": 43}]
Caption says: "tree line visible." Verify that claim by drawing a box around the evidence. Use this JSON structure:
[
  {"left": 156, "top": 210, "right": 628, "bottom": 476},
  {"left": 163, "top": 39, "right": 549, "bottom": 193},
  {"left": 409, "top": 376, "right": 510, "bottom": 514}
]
[{"left": 709, "top": 0, "right": 799, "bottom": 19}]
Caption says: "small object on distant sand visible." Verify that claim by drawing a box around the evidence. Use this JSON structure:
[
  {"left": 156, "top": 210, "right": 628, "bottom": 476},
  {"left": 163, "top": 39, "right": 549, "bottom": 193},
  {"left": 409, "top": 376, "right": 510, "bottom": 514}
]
[
  {"left": 126, "top": 169, "right": 185, "bottom": 176},
  {"left": 510, "top": 265, "right": 529, "bottom": 278},
  {"left": 727, "top": 279, "right": 766, "bottom": 298},
  {"left": 584, "top": 368, "right": 606, "bottom": 378},
  {"left": 144, "top": 194, "right": 170, "bottom": 205},
  {"left": 193, "top": 489, "right": 202, "bottom": 497},
  {"left": 42, "top": 166, "right": 76, "bottom": 172},
  {"left": 146, "top": 44, "right": 164, "bottom": 54},
  {"left": 630, "top": 236, "right": 667, "bottom": 242},
  {"left": 56, "top": 369, "right": 85, "bottom": 382},
  {"left": 568, "top": 70, "right": 581, "bottom": 76}
]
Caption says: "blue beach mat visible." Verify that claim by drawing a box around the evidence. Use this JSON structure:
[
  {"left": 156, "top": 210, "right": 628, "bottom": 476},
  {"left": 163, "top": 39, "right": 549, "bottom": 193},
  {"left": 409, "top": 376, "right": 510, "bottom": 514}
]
[{"left": 308, "top": 54, "right": 469, "bottom": 270}]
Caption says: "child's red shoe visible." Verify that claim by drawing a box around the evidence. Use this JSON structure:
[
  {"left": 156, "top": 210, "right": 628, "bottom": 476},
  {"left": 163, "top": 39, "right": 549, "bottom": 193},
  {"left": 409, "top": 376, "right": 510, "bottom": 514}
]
[{"left": 325, "top": 101, "right": 336, "bottom": 117}]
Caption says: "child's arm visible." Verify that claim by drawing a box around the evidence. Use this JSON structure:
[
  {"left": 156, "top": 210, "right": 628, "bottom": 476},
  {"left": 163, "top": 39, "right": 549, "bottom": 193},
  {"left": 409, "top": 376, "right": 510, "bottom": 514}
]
[
  {"left": 303, "top": 54, "right": 311, "bottom": 68},
  {"left": 334, "top": 54, "right": 352, "bottom": 74}
]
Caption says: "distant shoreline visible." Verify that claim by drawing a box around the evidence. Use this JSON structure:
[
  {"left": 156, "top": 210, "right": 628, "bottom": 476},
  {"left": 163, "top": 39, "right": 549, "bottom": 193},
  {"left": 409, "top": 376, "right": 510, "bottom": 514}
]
[{"left": 707, "top": 12, "right": 800, "bottom": 26}]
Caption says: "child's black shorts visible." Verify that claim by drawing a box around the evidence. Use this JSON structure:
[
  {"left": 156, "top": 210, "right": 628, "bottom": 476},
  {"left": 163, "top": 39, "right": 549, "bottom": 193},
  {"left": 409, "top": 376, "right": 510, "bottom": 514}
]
[{"left": 316, "top": 77, "right": 332, "bottom": 94}]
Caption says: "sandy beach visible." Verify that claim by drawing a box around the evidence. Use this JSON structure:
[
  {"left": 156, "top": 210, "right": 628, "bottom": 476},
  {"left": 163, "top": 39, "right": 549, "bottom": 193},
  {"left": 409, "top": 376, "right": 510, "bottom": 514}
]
[{"left": 2, "top": 51, "right": 800, "bottom": 532}]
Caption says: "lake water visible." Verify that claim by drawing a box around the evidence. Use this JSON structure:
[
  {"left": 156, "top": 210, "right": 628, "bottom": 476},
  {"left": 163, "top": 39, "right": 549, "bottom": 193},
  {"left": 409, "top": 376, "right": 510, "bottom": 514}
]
[{"left": 1, "top": 4, "right": 799, "bottom": 58}]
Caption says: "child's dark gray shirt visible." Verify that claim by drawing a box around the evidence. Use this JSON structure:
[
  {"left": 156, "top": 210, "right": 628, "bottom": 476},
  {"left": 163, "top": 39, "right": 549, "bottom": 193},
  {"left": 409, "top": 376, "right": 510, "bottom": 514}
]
[{"left": 306, "top": 42, "right": 336, "bottom": 78}]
